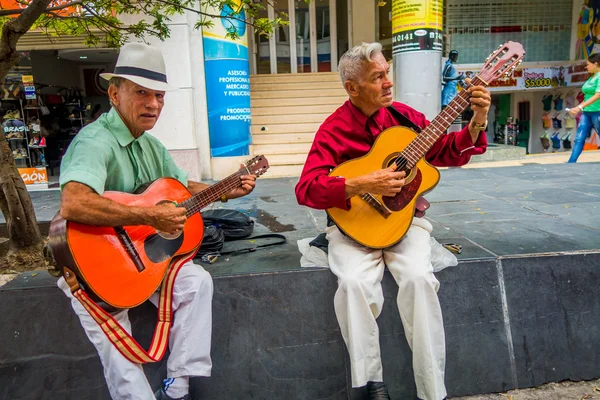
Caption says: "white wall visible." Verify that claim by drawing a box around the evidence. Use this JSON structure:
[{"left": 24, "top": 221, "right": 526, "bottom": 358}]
[
  {"left": 350, "top": 0, "right": 376, "bottom": 46},
  {"left": 120, "top": 10, "right": 211, "bottom": 180}
]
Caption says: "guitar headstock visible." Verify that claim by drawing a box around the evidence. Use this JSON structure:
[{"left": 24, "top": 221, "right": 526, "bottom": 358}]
[
  {"left": 244, "top": 155, "right": 270, "bottom": 177},
  {"left": 478, "top": 41, "right": 526, "bottom": 85}
]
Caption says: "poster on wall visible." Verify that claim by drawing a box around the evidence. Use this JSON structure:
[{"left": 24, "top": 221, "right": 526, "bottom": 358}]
[
  {"left": 18, "top": 167, "right": 48, "bottom": 190},
  {"left": 202, "top": 0, "right": 251, "bottom": 158},
  {"left": 392, "top": 0, "right": 443, "bottom": 54},
  {"left": 575, "top": 0, "right": 600, "bottom": 60}
]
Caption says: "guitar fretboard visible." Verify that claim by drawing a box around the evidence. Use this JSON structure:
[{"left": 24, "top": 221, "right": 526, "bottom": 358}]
[
  {"left": 398, "top": 76, "right": 485, "bottom": 169},
  {"left": 179, "top": 169, "right": 247, "bottom": 216}
]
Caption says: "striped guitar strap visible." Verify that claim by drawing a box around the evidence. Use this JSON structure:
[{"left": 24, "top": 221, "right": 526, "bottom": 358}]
[{"left": 62, "top": 254, "right": 192, "bottom": 363}]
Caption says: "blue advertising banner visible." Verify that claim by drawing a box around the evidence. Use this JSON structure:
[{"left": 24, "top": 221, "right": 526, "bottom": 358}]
[{"left": 202, "top": 1, "right": 251, "bottom": 157}]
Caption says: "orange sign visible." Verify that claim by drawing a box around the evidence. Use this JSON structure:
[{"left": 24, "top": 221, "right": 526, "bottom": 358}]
[
  {"left": 0, "top": 0, "right": 82, "bottom": 16},
  {"left": 19, "top": 167, "right": 48, "bottom": 185}
]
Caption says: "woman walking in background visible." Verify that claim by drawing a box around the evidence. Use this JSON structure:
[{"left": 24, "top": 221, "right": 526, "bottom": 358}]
[{"left": 568, "top": 53, "right": 600, "bottom": 163}]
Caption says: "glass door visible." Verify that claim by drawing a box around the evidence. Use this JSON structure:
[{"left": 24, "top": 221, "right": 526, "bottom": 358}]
[{"left": 251, "top": 0, "right": 339, "bottom": 74}]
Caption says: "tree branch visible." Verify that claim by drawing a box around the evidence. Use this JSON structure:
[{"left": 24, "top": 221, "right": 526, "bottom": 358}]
[
  {"left": 153, "top": 0, "right": 261, "bottom": 31},
  {"left": 81, "top": 4, "right": 161, "bottom": 37},
  {"left": 0, "top": 0, "right": 82, "bottom": 16}
]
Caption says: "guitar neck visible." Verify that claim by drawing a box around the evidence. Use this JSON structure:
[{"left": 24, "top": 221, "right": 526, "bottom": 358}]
[
  {"left": 401, "top": 76, "right": 485, "bottom": 167},
  {"left": 180, "top": 171, "right": 244, "bottom": 216}
]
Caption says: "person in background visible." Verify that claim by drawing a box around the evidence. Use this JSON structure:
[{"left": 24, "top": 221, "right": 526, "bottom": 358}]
[
  {"left": 567, "top": 53, "right": 600, "bottom": 163},
  {"left": 441, "top": 50, "right": 465, "bottom": 109}
]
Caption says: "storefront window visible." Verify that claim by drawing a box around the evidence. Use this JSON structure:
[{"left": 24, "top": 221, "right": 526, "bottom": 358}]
[
  {"left": 296, "top": 0, "right": 311, "bottom": 72},
  {"left": 252, "top": 0, "right": 338, "bottom": 74},
  {"left": 315, "top": 0, "right": 331, "bottom": 72},
  {"left": 255, "top": 4, "right": 271, "bottom": 74}
]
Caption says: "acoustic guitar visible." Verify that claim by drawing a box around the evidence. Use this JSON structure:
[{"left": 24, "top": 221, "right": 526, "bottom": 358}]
[
  {"left": 49, "top": 155, "right": 269, "bottom": 309},
  {"left": 327, "top": 41, "right": 525, "bottom": 249}
]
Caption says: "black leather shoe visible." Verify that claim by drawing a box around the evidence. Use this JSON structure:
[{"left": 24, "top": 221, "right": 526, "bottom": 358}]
[
  {"left": 367, "top": 381, "right": 391, "bottom": 400},
  {"left": 154, "top": 387, "right": 190, "bottom": 400}
]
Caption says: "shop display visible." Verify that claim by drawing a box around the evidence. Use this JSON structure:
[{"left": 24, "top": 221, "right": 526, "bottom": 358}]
[
  {"left": 540, "top": 131, "right": 551, "bottom": 152},
  {"left": 4, "top": 104, "right": 30, "bottom": 167},
  {"left": 562, "top": 132, "right": 572, "bottom": 149}
]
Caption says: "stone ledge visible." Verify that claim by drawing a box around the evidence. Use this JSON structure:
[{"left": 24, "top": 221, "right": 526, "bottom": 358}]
[{"left": 1, "top": 252, "right": 599, "bottom": 399}]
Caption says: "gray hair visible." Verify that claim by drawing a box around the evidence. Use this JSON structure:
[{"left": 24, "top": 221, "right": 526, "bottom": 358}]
[
  {"left": 109, "top": 77, "right": 125, "bottom": 88},
  {"left": 339, "top": 42, "right": 383, "bottom": 85}
]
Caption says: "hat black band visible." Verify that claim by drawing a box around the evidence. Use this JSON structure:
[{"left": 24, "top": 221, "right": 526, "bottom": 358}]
[{"left": 113, "top": 66, "right": 167, "bottom": 83}]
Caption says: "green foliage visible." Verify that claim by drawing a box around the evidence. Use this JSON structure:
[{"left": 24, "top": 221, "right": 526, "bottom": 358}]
[{"left": 0, "top": 0, "right": 293, "bottom": 48}]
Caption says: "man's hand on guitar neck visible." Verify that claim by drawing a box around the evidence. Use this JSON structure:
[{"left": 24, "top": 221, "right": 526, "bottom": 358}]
[{"left": 344, "top": 167, "right": 406, "bottom": 198}]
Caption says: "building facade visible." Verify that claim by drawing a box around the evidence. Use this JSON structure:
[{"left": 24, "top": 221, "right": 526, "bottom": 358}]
[{"left": 5, "top": 0, "right": 591, "bottom": 190}]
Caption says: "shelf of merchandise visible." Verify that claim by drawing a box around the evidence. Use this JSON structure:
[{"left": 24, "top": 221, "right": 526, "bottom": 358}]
[
  {"left": 4, "top": 99, "right": 32, "bottom": 167},
  {"left": 23, "top": 101, "right": 47, "bottom": 168}
]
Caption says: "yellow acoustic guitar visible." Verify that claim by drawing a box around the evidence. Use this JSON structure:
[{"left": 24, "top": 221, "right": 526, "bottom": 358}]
[{"left": 327, "top": 41, "right": 525, "bottom": 248}]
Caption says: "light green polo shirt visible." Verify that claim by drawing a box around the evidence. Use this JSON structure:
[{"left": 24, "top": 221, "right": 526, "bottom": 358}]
[
  {"left": 59, "top": 108, "right": 188, "bottom": 195},
  {"left": 582, "top": 72, "right": 600, "bottom": 112}
]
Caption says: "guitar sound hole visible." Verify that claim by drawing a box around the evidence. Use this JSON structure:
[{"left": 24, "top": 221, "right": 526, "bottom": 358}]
[
  {"left": 157, "top": 230, "right": 183, "bottom": 240},
  {"left": 386, "top": 156, "right": 412, "bottom": 177}
]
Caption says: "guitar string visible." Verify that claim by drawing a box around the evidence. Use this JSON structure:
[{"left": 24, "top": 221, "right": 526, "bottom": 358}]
[
  {"left": 123, "top": 73, "right": 490, "bottom": 245},
  {"left": 393, "top": 78, "right": 480, "bottom": 170},
  {"left": 120, "top": 170, "right": 250, "bottom": 246}
]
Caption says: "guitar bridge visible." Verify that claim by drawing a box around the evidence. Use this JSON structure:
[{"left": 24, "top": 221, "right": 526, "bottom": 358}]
[
  {"left": 115, "top": 227, "right": 146, "bottom": 272},
  {"left": 361, "top": 193, "right": 392, "bottom": 218}
]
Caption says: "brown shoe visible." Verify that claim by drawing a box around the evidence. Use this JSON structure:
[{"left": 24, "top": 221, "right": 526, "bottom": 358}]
[{"left": 367, "top": 381, "right": 391, "bottom": 400}]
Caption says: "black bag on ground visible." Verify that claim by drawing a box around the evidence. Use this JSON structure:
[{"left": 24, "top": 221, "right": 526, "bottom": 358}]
[
  {"left": 195, "top": 209, "right": 286, "bottom": 262},
  {"left": 197, "top": 225, "right": 224, "bottom": 256},
  {"left": 201, "top": 209, "right": 254, "bottom": 240}
]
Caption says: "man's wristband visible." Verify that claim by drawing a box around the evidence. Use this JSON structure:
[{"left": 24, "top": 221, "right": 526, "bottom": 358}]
[{"left": 220, "top": 194, "right": 228, "bottom": 203}]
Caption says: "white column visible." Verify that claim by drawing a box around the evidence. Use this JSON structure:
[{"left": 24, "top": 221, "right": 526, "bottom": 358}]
[
  {"left": 125, "top": 11, "right": 209, "bottom": 181},
  {"left": 392, "top": 0, "right": 442, "bottom": 121},
  {"left": 268, "top": 3, "right": 277, "bottom": 74},
  {"left": 330, "top": 0, "right": 338, "bottom": 72},
  {"left": 394, "top": 53, "right": 442, "bottom": 121},
  {"left": 309, "top": 0, "right": 318, "bottom": 72},
  {"left": 187, "top": 10, "right": 212, "bottom": 179},
  {"left": 288, "top": 0, "right": 298, "bottom": 73}
]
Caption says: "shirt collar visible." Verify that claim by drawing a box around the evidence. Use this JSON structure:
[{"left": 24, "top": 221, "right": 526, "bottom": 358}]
[
  {"left": 104, "top": 108, "right": 141, "bottom": 147},
  {"left": 346, "top": 100, "right": 385, "bottom": 131}
]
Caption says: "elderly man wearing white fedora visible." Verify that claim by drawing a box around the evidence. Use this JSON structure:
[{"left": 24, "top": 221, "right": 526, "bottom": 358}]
[{"left": 57, "top": 42, "right": 257, "bottom": 400}]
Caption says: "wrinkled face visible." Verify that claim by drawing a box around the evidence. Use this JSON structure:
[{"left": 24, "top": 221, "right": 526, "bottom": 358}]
[
  {"left": 355, "top": 52, "right": 394, "bottom": 110},
  {"left": 109, "top": 80, "right": 165, "bottom": 135}
]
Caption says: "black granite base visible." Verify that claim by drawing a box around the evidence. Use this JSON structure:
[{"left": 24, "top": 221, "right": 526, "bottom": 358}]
[{"left": 2, "top": 252, "right": 599, "bottom": 399}]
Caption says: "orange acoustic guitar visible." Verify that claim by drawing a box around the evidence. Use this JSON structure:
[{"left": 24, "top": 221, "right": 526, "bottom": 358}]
[
  {"left": 49, "top": 155, "right": 269, "bottom": 309},
  {"left": 327, "top": 41, "right": 525, "bottom": 249}
]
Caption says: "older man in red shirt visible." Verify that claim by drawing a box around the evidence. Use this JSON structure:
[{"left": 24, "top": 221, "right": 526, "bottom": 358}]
[{"left": 295, "top": 43, "right": 490, "bottom": 400}]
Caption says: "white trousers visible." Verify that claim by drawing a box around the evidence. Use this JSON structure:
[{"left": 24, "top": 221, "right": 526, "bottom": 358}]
[
  {"left": 58, "top": 261, "right": 213, "bottom": 400},
  {"left": 326, "top": 218, "right": 446, "bottom": 400}
]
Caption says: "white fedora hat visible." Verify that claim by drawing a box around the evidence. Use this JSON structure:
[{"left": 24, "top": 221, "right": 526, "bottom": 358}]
[{"left": 100, "top": 43, "right": 177, "bottom": 92}]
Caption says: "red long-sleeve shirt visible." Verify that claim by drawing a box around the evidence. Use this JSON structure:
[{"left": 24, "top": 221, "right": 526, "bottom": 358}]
[{"left": 295, "top": 100, "right": 487, "bottom": 210}]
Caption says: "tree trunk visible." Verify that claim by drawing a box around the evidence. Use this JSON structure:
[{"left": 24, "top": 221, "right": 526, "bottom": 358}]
[
  {"left": 0, "top": 129, "right": 42, "bottom": 249},
  {"left": 0, "top": 0, "right": 53, "bottom": 271}
]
